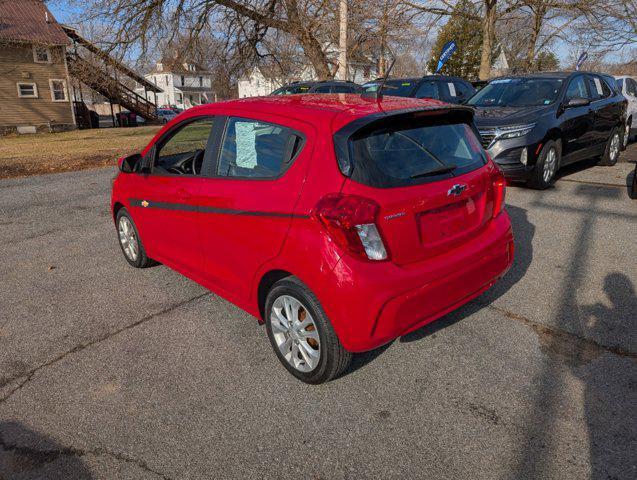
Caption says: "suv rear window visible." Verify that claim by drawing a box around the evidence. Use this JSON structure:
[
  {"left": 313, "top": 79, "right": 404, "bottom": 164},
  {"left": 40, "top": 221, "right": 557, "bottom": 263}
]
[{"left": 346, "top": 115, "right": 487, "bottom": 188}]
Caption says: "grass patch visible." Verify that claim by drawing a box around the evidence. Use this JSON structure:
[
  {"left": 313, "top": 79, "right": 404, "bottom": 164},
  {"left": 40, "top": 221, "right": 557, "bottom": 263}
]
[{"left": 0, "top": 126, "right": 161, "bottom": 179}]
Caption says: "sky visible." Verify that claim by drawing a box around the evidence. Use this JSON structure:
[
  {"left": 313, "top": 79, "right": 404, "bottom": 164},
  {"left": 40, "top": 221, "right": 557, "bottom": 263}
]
[{"left": 48, "top": 1, "right": 631, "bottom": 71}]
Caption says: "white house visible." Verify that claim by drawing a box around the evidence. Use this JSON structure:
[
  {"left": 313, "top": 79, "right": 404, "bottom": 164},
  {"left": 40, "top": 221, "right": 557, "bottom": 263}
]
[
  {"left": 238, "top": 61, "right": 377, "bottom": 98},
  {"left": 138, "top": 61, "right": 214, "bottom": 109}
]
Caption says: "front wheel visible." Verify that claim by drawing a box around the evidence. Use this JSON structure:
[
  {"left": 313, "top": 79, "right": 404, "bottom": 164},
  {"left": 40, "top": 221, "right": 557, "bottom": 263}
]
[
  {"left": 116, "top": 208, "right": 156, "bottom": 268},
  {"left": 528, "top": 140, "right": 560, "bottom": 190},
  {"left": 265, "top": 277, "right": 351, "bottom": 384}
]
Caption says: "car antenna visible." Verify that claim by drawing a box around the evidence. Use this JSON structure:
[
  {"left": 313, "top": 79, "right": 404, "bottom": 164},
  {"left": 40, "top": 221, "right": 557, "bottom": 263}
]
[{"left": 362, "top": 58, "right": 396, "bottom": 101}]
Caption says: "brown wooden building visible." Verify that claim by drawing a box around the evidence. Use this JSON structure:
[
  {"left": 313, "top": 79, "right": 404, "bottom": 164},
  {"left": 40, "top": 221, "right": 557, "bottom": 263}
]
[{"left": 0, "top": 0, "right": 75, "bottom": 133}]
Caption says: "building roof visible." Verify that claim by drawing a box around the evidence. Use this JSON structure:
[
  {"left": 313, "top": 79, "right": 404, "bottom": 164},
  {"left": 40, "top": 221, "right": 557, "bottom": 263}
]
[{"left": 0, "top": 0, "right": 69, "bottom": 45}]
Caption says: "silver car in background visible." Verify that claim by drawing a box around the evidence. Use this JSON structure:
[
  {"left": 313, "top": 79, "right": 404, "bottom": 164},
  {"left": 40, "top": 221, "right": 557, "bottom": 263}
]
[{"left": 614, "top": 75, "right": 637, "bottom": 147}]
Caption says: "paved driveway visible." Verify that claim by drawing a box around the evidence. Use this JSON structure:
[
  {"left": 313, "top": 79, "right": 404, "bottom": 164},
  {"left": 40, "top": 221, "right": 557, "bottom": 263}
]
[{"left": 0, "top": 152, "right": 635, "bottom": 479}]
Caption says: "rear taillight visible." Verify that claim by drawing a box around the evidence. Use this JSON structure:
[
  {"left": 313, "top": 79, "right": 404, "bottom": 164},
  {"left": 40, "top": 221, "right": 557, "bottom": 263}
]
[
  {"left": 492, "top": 169, "right": 506, "bottom": 218},
  {"left": 313, "top": 194, "right": 389, "bottom": 261}
]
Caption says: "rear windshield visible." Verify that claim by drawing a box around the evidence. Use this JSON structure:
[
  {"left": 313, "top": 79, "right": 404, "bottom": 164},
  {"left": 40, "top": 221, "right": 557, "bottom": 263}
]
[{"left": 347, "top": 116, "right": 487, "bottom": 188}]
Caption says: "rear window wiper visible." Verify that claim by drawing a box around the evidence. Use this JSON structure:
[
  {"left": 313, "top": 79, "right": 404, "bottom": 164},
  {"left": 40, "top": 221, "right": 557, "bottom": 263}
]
[{"left": 410, "top": 164, "right": 457, "bottom": 179}]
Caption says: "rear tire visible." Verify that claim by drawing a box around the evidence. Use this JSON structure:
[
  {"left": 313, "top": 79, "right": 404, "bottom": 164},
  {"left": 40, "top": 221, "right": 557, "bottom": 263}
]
[
  {"left": 528, "top": 140, "right": 560, "bottom": 190},
  {"left": 622, "top": 118, "right": 631, "bottom": 149},
  {"left": 599, "top": 127, "right": 621, "bottom": 166},
  {"left": 116, "top": 208, "right": 156, "bottom": 268},
  {"left": 265, "top": 277, "right": 351, "bottom": 384}
]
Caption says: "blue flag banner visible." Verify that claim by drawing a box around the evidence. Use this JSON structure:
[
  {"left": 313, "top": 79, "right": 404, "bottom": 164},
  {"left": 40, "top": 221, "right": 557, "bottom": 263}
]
[
  {"left": 576, "top": 52, "right": 588, "bottom": 71},
  {"left": 436, "top": 41, "right": 457, "bottom": 73}
]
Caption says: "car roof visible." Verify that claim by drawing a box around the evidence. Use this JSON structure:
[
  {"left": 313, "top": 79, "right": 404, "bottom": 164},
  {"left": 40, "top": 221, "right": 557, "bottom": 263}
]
[
  {"left": 186, "top": 94, "right": 461, "bottom": 133},
  {"left": 366, "top": 75, "right": 469, "bottom": 84}
]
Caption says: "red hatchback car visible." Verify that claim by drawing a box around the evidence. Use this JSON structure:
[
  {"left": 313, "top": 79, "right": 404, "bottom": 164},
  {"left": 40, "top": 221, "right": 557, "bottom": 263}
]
[{"left": 111, "top": 94, "right": 514, "bottom": 383}]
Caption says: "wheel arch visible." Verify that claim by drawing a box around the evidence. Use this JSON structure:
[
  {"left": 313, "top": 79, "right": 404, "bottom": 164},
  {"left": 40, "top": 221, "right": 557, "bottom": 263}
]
[
  {"left": 113, "top": 201, "right": 125, "bottom": 221},
  {"left": 257, "top": 269, "right": 294, "bottom": 320}
]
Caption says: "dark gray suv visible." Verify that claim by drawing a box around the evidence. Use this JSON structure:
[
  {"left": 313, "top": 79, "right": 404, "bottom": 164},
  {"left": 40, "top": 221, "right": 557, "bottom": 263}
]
[{"left": 469, "top": 72, "right": 627, "bottom": 189}]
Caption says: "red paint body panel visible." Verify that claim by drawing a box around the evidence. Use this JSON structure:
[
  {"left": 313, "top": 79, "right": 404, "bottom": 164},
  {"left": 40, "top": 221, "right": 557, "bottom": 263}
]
[{"left": 111, "top": 94, "right": 514, "bottom": 353}]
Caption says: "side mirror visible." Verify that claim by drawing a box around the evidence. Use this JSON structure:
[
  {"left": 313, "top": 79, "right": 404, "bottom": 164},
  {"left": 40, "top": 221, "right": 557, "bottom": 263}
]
[
  {"left": 119, "top": 153, "right": 142, "bottom": 173},
  {"left": 565, "top": 97, "right": 591, "bottom": 108}
]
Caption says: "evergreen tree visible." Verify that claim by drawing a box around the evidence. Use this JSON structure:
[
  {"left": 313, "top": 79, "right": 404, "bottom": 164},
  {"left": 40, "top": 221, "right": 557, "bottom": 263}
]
[
  {"left": 535, "top": 51, "right": 560, "bottom": 72},
  {"left": 427, "top": 0, "right": 483, "bottom": 79}
]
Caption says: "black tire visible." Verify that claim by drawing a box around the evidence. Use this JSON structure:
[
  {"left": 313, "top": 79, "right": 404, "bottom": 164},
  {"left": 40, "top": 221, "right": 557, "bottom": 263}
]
[
  {"left": 622, "top": 118, "right": 632, "bottom": 149},
  {"left": 528, "top": 140, "right": 560, "bottom": 190},
  {"left": 115, "top": 208, "right": 156, "bottom": 268},
  {"left": 630, "top": 163, "right": 637, "bottom": 200},
  {"left": 265, "top": 277, "right": 351, "bottom": 384},
  {"left": 599, "top": 127, "right": 621, "bottom": 166}
]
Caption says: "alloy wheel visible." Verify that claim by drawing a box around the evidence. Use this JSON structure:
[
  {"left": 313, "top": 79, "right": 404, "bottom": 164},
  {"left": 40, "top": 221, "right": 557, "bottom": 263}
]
[
  {"left": 270, "top": 295, "right": 321, "bottom": 372},
  {"left": 118, "top": 216, "right": 138, "bottom": 261},
  {"left": 543, "top": 147, "right": 557, "bottom": 183},
  {"left": 610, "top": 133, "right": 620, "bottom": 162}
]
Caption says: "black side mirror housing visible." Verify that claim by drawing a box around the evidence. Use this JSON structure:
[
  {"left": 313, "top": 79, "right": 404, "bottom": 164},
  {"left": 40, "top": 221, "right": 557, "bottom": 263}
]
[
  {"left": 565, "top": 97, "right": 591, "bottom": 108},
  {"left": 119, "top": 153, "right": 142, "bottom": 173}
]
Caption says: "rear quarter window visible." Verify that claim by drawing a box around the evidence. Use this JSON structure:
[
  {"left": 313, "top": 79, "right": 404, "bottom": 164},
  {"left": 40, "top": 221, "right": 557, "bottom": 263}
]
[{"left": 345, "top": 115, "right": 487, "bottom": 188}]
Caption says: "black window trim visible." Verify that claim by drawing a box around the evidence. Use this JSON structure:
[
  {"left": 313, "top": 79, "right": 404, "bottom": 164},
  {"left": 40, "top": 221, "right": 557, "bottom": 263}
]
[
  {"left": 209, "top": 115, "right": 307, "bottom": 181},
  {"left": 145, "top": 115, "right": 219, "bottom": 178}
]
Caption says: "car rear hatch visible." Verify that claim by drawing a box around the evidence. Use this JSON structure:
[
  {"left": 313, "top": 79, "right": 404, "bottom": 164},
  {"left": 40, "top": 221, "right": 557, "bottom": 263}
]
[{"left": 335, "top": 108, "right": 504, "bottom": 266}]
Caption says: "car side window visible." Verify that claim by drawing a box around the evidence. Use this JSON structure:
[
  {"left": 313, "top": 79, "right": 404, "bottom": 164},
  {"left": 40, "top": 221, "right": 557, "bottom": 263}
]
[
  {"left": 414, "top": 81, "right": 440, "bottom": 99},
  {"left": 217, "top": 117, "right": 303, "bottom": 178},
  {"left": 332, "top": 84, "right": 356, "bottom": 93},
  {"left": 154, "top": 117, "right": 215, "bottom": 175},
  {"left": 313, "top": 85, "right": 332, "bottom": 93},
  {"left": 587, "top": 76, "right": 611, "bottom": 100},
  {"left": 627, "top": 79, "right": 637, "bottom": 96},
  {"left": 453, "top": 81, "right": 472, "bottom": 99},
  {"left": 565, "top": 76, "right": 589, "bottom": 101}
]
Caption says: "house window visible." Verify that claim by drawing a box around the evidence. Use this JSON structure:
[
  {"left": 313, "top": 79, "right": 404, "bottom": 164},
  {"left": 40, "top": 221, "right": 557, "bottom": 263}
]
[
  {"left": 180, "top": 75, "right": 185, "bottom": 86},
  {"left": 17, "top": 82, "right": 38, "bottom": 98},
  {"left": 199, "top": 76, "right": 203, "bottom": 87},
  {"left": 33, "top": 46, "right": 51, "bottom": 63},
  {"left": 49, "top": 79, "right": 68, "bottom": 102}
]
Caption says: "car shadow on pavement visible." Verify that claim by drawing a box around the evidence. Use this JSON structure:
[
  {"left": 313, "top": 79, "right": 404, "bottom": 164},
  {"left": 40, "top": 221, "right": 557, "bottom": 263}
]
[
  {"left": 345, "top": 204, "right": 535, "bottom": 376},
  {"left": 511, "top": 183, "right": 637, "bottom": 479},
  {"left": 0, "top": 421, "right": 93, "bottom": 480}
]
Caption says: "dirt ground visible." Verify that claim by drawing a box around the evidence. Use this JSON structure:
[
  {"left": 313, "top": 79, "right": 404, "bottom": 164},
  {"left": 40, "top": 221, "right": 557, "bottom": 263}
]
[{"left": 0, "top": 126, "right": 161, "bottom": 179}]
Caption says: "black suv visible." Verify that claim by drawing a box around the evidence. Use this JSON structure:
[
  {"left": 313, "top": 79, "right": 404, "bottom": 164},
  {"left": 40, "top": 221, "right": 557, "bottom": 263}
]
[
  {"left": 362, "top": 75, "right": 476, "bottom": 104},
  {"left": 271, "top": 80, "right": 362, "bottom": 95},
  {"left": 468, "top": 72, "right": 627, "bottom": 189}
]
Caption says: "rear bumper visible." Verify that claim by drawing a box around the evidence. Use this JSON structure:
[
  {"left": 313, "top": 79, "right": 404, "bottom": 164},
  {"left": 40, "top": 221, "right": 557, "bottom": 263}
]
[{"left": 322, "top": 212, "right": 514, "bottom": 352}]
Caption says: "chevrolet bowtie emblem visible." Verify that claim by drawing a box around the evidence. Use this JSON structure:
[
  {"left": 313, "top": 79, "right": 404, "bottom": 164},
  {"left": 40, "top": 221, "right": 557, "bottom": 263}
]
[
  {"left": 141, "top": 200, "right": 149, "bottom": 207},
  {"left": 447, "top": 184, "right": 467, "bottom": 197}
]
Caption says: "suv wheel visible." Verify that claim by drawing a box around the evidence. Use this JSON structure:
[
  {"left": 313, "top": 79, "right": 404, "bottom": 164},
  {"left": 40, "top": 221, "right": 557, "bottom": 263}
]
[
  {"left": 599, "top": 127, "right": 621, "bottom": 166},
  {"left": 265, "top": 277, "right": 351, "bottom": 384},
  {"left": 116, "top": 208, "right": 156, "bottom": 268},
  {"left": 528, "top": 140, "right": 560, "bottom": 190}
]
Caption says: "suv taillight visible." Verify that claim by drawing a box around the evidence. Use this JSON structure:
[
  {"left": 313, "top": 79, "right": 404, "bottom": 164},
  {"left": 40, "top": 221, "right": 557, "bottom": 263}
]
[
  {"left": 492, "top": 169, "right": 506, "bottom": 218},
  {"left": 313, "top": 194, "right": 389, "bottom": 261}
]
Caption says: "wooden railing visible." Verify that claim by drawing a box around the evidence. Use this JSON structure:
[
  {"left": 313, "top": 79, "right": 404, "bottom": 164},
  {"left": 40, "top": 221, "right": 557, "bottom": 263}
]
[{"left": 67, "top": 53, "right": 159, "bottom": 122}]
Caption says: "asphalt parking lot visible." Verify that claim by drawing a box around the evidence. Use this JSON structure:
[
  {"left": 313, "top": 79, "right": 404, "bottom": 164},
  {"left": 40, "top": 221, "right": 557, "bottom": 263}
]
[{"left": 1, "top": 151, "right": 635, "bottom": 479}]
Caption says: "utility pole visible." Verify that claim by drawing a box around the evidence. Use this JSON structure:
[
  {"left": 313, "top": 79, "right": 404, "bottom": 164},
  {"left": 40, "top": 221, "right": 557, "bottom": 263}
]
[{"left": 338, "top": 0, "right": 347, "bottom": 81}]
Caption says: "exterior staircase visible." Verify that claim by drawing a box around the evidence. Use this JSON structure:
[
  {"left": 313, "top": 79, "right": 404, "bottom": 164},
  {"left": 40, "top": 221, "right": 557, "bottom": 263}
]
[{"left": 67, "top": 53, "right": 159, "bottom": 122}]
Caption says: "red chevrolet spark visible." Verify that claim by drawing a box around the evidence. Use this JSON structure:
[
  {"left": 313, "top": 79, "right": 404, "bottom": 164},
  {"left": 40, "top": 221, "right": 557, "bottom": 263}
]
[{"left": 111, "top": 94, "right": 514, "bottom": 383}]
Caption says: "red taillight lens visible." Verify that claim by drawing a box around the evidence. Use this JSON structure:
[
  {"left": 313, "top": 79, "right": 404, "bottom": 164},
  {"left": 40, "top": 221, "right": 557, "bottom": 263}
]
[
  {"left": 492, "top": 170, "right": 506, "bottom": 218},
  {"left": 313, "top": 194, "right": 389, "bottom": 261}
]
